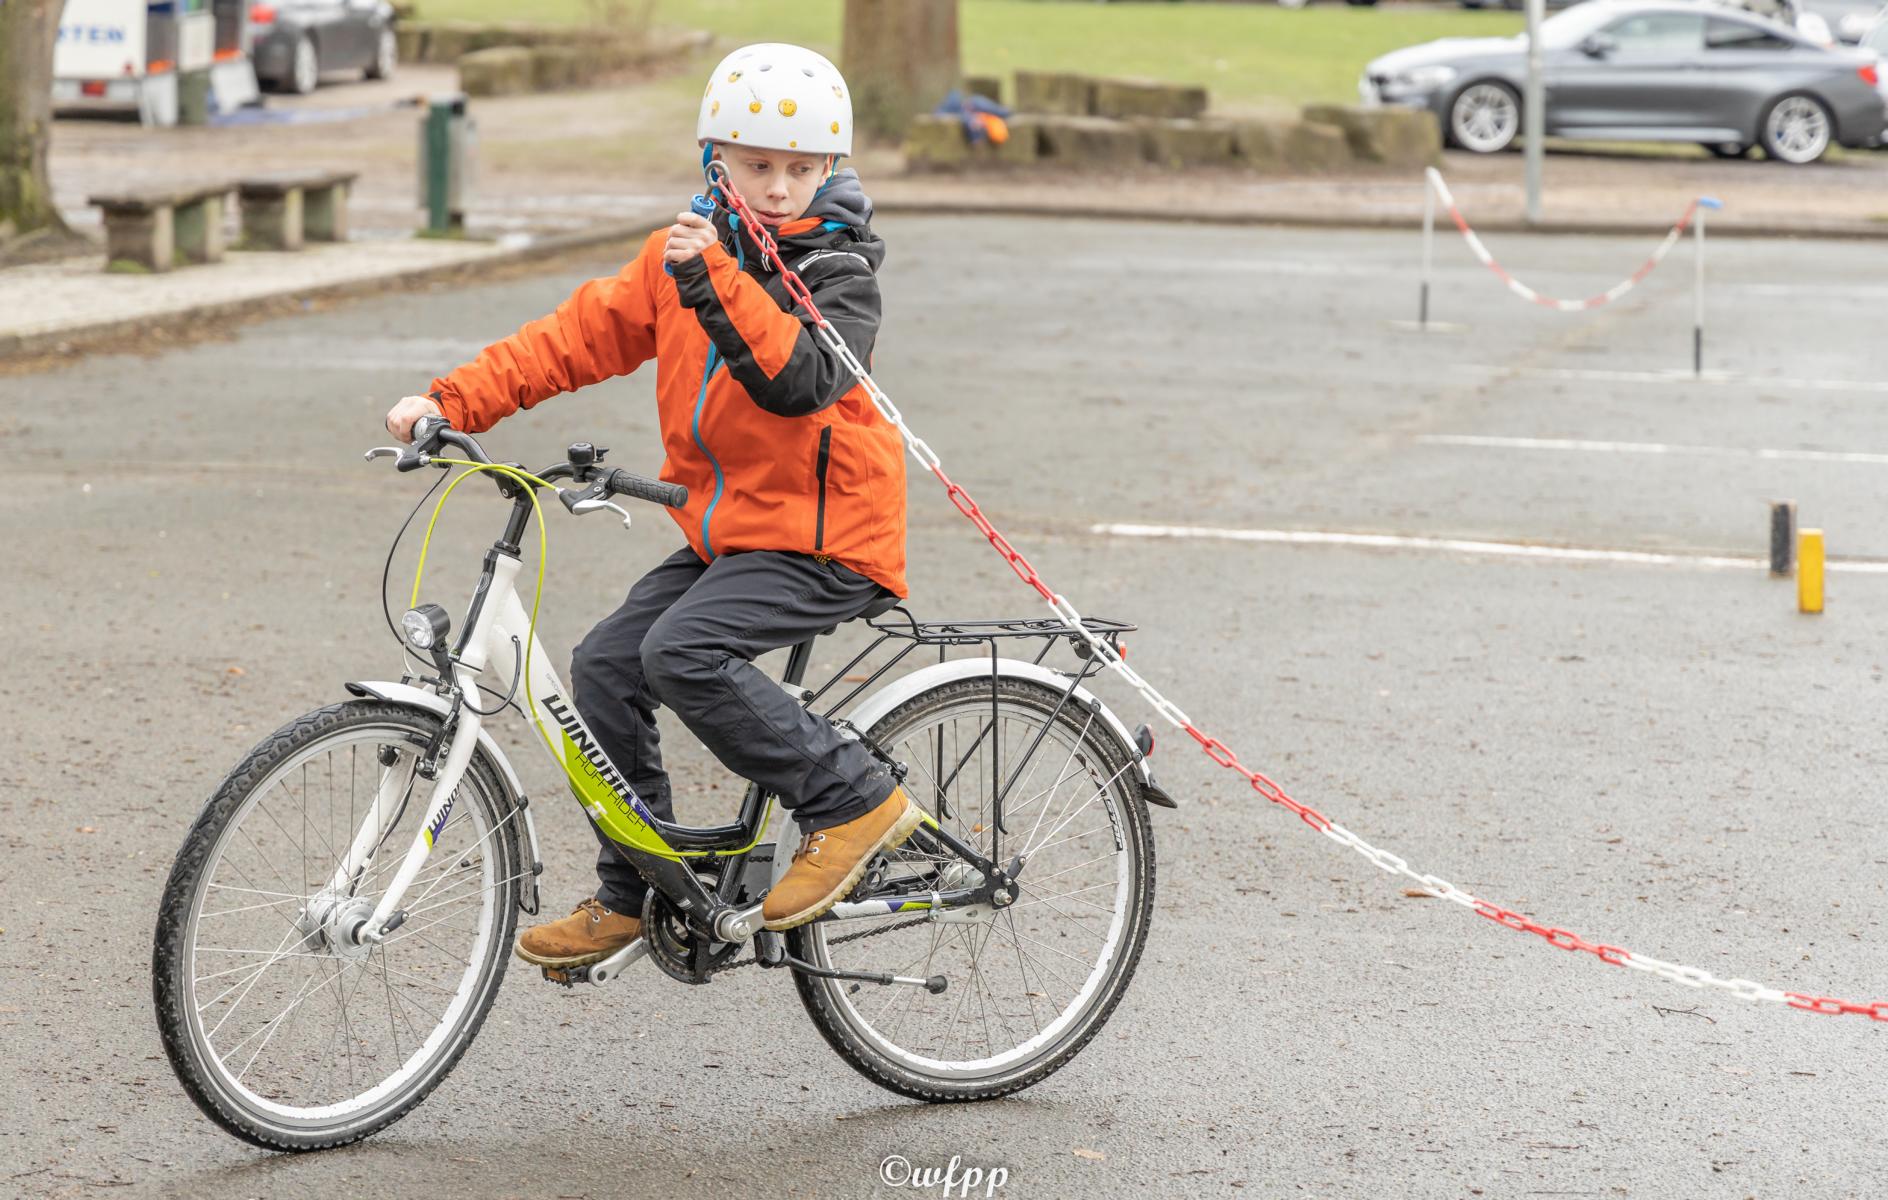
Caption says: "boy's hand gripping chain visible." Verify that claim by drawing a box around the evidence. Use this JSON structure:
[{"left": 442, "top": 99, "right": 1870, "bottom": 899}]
[{"left": 702, "top": 162, "right": 1885, "bottom": 1024}]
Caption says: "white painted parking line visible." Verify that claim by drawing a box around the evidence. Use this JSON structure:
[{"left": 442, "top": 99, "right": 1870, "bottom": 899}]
[
  {"left": 1460, "top": 364, "right": 1888, "bottom": 393},
  {"left": 1090, "top": 522, "right": 1888, "bottom": 574},
  {"left": 1417, "top": 434, "right": 1888, "bottom": 467}
]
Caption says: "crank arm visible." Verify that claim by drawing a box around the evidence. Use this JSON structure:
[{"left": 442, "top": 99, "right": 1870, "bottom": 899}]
[{"left": 539, "top": 937, "right": 648, "bottom": 987}]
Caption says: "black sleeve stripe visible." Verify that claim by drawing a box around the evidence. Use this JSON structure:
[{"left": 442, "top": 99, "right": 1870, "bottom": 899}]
[{"left": 680, "top": 254, "right": 881, "bottom": 418}]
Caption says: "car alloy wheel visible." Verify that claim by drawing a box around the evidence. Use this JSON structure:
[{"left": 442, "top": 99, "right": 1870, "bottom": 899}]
[
  {"left": 291, "top": 37, "right": 319, "bottom": 95},
  {"left": 1451, "top": 82, "right": 1520, "bottom": 154},
  {"left": 1763, "top": 95, "right": 1831, "bottom": 164},
  {"left": 370, "top": 29, "right": 397, "bottom": 80}
]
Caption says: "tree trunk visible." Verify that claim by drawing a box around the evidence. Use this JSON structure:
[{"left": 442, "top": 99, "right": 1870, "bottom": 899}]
[
  {"left": 841, "top": 0, "right": 959, "bottom": 143},
  {"left": 0, "top": 0, "right": 69, "bottom": 242}
]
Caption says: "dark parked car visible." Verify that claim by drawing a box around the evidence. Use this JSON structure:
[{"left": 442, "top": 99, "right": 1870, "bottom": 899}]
[
  {"left": 1361, "top": 0, "right": 1886, "bottom": 162},
  {"left": 252, "top": 0, "right": 399, "bottom": 95}
]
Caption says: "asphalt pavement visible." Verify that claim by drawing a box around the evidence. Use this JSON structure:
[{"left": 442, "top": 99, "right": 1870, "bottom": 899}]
[{"left": 4, "top": 215, "right": 1888, "bottom": 1198}]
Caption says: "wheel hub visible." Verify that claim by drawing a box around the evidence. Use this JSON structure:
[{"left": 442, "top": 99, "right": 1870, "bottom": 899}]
[{"left": 303, "top": 891, "right": 378, "bottom": 961}]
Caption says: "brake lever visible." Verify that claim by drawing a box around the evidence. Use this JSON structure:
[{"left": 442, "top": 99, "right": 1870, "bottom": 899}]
[
  {"left": 364, "top": 445, "right": 431, "bottom": 472},
  {"left": 574, "top": 496, "right": 634, "bottom": 528},
  {"left": 558, "top": 479, "right": 633, "bottom": 528}
]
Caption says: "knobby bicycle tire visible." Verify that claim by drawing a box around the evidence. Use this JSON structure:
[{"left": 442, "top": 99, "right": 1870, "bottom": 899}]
[
  {"left": 789, "top": 676, "right": 1158, "bottom": 1102},
  {"left": 152, "top": 701, "right": 524, "bottom": 1151}
]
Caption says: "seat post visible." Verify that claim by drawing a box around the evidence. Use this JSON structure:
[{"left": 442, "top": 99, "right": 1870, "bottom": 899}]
[{"left": 781, "top": 638, "right": 816, "bottom": 687}]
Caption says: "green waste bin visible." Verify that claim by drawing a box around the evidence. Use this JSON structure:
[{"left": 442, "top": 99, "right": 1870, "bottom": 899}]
[{"left": 177, "top": 70, "right": 212, "bottom": 127}]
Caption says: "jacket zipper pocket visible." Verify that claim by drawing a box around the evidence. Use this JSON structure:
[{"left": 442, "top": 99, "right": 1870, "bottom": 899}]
[{"left": 813, "top": 425, "right": 832, "bottom": 552}]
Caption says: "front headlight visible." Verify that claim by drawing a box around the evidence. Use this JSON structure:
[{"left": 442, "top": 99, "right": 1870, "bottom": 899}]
[
  {"left": 1399, "top": 65, "right": 1458, "bottom": 90},
  {"left": 401, "top": 605, "right": 451, "bottom": 652}
]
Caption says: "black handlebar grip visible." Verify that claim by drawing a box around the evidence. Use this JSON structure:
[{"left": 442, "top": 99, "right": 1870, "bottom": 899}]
[{"left": 606, "top": 469, "right": 688, "bottom": 509}]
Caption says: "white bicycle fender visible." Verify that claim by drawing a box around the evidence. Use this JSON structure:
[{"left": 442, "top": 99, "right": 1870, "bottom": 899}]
[
  {"left": 841, "top": 657, "right": 1177, "bottom": 809},
  {"left": 344, "top": 680, "right": 546, "bottom": 910}
]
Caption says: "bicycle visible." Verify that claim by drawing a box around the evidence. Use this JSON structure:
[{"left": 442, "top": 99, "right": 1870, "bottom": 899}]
[{"left": 152, "top": 416, "right": 1176, "bottom": 1151}]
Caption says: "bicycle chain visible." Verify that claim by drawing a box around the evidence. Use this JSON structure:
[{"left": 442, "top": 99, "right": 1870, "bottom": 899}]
[{"left": 713, "top": 915, "right": 932, "bottom": 976}]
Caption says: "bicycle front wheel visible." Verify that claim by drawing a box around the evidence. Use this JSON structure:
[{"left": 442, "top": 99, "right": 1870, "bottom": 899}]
[
  {"left": 152, "top": 701, "right": 524, "bottom": 1150},
  {"left": 789, "top": 675, "right": 1157, "bottom": 1101}
]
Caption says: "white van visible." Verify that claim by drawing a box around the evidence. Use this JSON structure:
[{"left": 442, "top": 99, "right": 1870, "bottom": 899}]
[{"left": 52, "top": 0, "right": 258, "bottom": 127}]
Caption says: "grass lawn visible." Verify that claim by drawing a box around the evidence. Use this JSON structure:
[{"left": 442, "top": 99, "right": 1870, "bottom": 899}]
[{"left": 423, "top": 0, "right": 1523, "bottom": 108}]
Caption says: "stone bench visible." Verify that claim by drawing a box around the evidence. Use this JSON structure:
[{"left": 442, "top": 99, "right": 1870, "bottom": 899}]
[
  {"left": 87, "top": 183, "right": 235, "bottom": 273},
  {"left": 237, "top": 171, "right": 359, "bottom": 251}
]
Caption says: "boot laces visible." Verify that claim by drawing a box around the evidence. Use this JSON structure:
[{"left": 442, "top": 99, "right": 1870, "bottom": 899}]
[
  {"left": 576, "top": 898, "right": 610, "bottom": 924},
  {"left": 794, "top": 831, "right": 828, "bottom": 862}
]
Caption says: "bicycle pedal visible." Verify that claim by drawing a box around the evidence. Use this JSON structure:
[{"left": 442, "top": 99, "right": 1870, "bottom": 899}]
[{"left": 539, "top": 965, "right": 581, "bottom": 988}]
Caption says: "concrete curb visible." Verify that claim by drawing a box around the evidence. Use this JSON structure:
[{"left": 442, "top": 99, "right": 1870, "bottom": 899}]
[
  {"left": 10, "top": 195, "right": 1884, "bottom": 362},
  {"left": 0, "top": 210, "right": 672, "bottom": 363},
  {"left": 871, "top": 196, "right": 1888, "bottom": 242}
]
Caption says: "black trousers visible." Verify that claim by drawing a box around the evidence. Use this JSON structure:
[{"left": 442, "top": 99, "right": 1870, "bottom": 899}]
[{"left": 568, "top": 546, "right": 899, "bottom": 915}]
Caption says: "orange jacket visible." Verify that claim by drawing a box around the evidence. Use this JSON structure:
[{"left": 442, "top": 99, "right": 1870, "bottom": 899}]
[{"left": 427, "top": 174, "right": 907, "bottom": 596}]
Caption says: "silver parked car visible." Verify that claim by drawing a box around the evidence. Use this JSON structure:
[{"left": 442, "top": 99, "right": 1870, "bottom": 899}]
[
  {"left": 1361, "top": 0, "right": 1887, "bottom": 162},
  {"left": 252, "top": 0, "right": 400, "bottom": 95}
]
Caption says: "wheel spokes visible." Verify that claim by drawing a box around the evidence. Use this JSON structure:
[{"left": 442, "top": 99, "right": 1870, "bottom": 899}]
[
  {"left": 185, "top": 727, "right": 501, "bottom": 1117},
  {"left": 815, "top": 695, "right": 1133, "bottom": 1072}
]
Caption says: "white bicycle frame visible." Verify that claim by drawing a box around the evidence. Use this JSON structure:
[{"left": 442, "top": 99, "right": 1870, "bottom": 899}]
[
  {"left": 327, "top": 537, "right": 1166, "bottom": 947},
  {"left": 330, "top": 552, "right": 581, "bottom": 940}
]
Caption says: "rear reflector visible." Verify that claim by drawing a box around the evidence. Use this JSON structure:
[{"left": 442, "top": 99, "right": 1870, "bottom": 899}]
[
  {"left": 81, "top": 81, "right": 107, "bottom": 97},
  {"left": 1861, "top": 63, "right": 1880, "bottom": 87}
]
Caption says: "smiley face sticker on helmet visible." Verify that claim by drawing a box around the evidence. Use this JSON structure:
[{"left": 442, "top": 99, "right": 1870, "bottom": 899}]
[{"left": 696, "top": 44, "right": 852, "bottom": 157}]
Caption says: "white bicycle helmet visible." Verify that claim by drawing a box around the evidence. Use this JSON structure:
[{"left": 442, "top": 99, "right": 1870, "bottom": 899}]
[{"left": 697, "top": 43, "right": 853, "bottom": 156}]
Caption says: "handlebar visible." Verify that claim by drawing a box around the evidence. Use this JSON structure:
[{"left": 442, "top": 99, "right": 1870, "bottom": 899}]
[
  {"left": 401, "top": 414, "right": 488, "bottom": 470},
  {"left": 369, "top": 415, "right": 687, "bottom": 515},
  {"left": 603, "top": 468, "right": 688, "bottom": 510}
]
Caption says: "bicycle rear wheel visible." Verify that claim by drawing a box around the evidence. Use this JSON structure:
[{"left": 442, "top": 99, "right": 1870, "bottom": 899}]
[
  {"left": 152, "top": 701, "right": 524, "bottom": 1150},
  {"left": 789, "top": 676, "right": 1156, "bottom": 1101}
]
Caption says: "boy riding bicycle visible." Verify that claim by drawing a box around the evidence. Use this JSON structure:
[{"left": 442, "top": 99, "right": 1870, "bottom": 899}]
[{"left": 382, "top": 43, "right": 919, "bottom": 967}]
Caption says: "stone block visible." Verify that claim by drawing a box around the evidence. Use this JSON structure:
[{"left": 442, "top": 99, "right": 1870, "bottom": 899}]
[
  {"left": 303, "top": 182, "right": 349, "bottom": 242},
  {"left": 395, "top": 24, "right": 429, "bottom": 64},
  {"left": 1286, "top": 121, "right": 1353, "bottom": 171},
  {"left": 963, "top": 74, "right": 1002, "bottom": 104},
  {"left": 530, "top": 45, "right": 582, "bottom": 91},
  {"left": 1013, "top": 71, "right": 1093, "bottom": 116},
  {"left": 172, "top": 194, "right": 227, "bottom": 265},
  {"left": 422, "top": 20, "right": 476, "bottom": 62},
  {"left": 459, "top": 46, "right": 533, "bottom": 98},
  {"left": 1036, "top": 115, "right": 1142, "bottom": 167},
  {"left": 1136, "top": 117, "right": 1236, "bottom": 168},
  {"left": 993, "top": 114, "right": 1042, "bottom": 164},
  {"left": 103, "top": 206, "right": 174, "bottom": 273},
  {"left": 1301, "top": 103, "right": 1441, "bottom": 167},
  {"left": 1226, "top": 115, "right": 1295, "bottom": 169},
  {"left": 1227, "top": 116, "right": 1353, "bottom": 170},
  {"left": 241, "top": 189, "right": 304, "bottom": 251},
  {"left": 1092, "top": 77, "right": 1208, "bottom": 120},
  {"left": 904, "top": 113, "right": 970, "bottom": 170}
]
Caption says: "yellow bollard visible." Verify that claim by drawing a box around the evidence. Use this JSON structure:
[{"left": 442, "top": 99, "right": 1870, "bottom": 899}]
[{"left": 1798, "top": 528, "right": 1824, "bottom": 614}]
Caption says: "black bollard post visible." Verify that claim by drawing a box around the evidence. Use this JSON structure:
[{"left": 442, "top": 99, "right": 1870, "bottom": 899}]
[{"left": 1770, "top": 501, "right": 1796, "bottom": 577}]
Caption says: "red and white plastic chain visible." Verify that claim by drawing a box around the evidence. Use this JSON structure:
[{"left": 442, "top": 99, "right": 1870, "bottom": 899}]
[
  {"left": 1427, "top": 167, "right": 1702, "bottom": 313},
  {"left": 701, "top": 163, "right": 1882, "bottom": 1024}
]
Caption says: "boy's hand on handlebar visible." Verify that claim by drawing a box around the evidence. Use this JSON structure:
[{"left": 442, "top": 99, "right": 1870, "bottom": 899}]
[
  {"left": 386, "top": 395, "right": 443, "bottom": 444},
  {"left": 663, "top": 211, "right": 716, "bottom": 266}
]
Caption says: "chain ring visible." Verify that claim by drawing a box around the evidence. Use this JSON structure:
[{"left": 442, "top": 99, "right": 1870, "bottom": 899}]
[{"left": 641, "top": 891, "right": 740, "bottom": 985}]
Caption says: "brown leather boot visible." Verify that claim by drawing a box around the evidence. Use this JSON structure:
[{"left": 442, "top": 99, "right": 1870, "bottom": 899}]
[
  {"left": 514, "top": 898, "right": 643, "bottom": 967},
  {"left": 762, "top": 788, "right": 924, "bottom": 931}
]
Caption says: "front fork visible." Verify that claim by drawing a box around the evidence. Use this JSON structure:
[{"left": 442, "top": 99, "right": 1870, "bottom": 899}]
[{"left": 325, "top": 682, "right": 485, "bottom": 941}]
